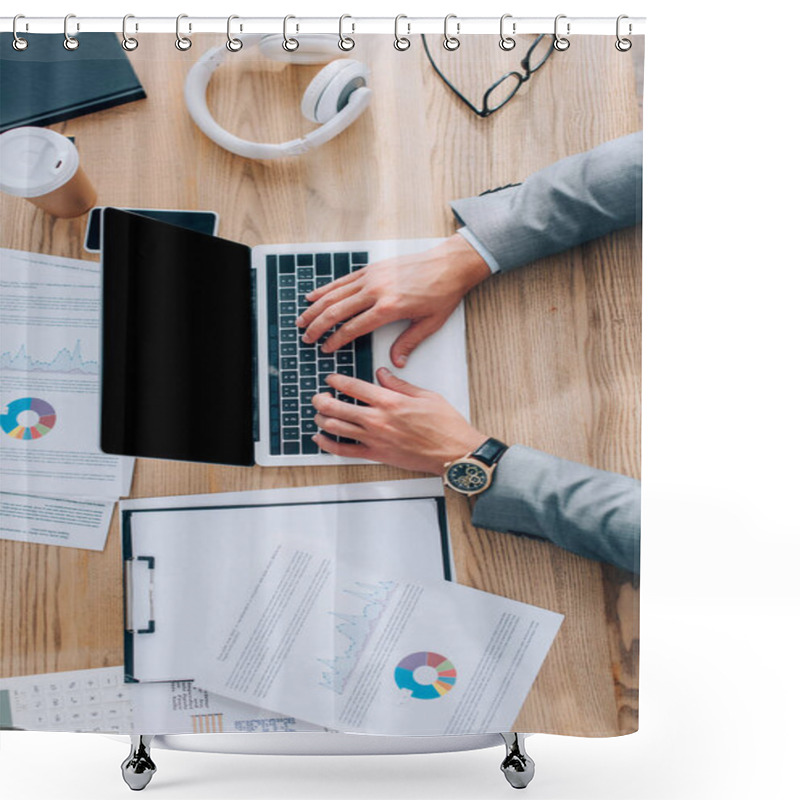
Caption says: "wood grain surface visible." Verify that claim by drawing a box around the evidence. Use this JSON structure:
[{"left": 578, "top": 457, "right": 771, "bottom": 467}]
[{"left": 0, "top": 33, "right": 642, "bottom": 736}]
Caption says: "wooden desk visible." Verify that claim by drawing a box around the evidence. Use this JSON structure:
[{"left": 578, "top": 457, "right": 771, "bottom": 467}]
[{"left": 0, "top": 34, "right": 641, "bottom": 736}]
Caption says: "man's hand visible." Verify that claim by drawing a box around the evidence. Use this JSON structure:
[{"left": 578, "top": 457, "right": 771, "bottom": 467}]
[
  {"left": 311, "top": 368, "right": 487, "bottom": 474},
  {"left": 296, "top": 234, "right": 490, "bottom": 368}
]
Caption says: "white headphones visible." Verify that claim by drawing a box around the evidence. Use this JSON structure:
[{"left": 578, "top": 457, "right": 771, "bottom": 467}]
[{"left": 184, "top": 34, "right": 372, "bottom": 159}]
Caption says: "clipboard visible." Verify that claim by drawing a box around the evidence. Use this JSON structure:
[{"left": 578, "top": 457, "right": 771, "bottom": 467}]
[{"left": 121, "top": 479, "right": 453, "bottom": 684}]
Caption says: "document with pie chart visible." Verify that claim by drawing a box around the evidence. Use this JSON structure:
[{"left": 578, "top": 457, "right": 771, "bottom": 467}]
[
  {"left": 189, "top": 528, "right": 564, "bottom": 735},
  {"left": 0, "top": 249, "right": 134, "bottom": 501}
]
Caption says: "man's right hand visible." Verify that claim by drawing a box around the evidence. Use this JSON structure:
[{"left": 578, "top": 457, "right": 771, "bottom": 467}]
[{"left": 295, "top": 233, "right": 491, "bottom": 368}]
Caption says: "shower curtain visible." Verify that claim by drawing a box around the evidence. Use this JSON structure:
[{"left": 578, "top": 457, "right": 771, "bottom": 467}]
[{"left": 0, "top": 29, "right": 642, "bottom": 742}]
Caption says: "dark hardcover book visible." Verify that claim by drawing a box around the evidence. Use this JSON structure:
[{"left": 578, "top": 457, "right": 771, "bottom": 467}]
[{"left": 0, "top": 33, "right": 146, "bottom": 133}]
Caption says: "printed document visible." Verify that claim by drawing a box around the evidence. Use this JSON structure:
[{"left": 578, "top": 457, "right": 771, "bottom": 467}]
[
  {"left": 192, "top": 543, "right": 563, "bottom": 735},
  {"left": 0, "top": 492, "right": 115, "bottom": 550},
  {"left": 0, "top": 248, "right": 133, "bottom": 499},
  {"left": 131, "top": 680, "right": 326, "bottom": 735}
]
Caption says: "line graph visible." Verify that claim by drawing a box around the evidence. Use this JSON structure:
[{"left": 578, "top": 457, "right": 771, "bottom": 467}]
[
  {"left": 0, "top": 341, "right": 98, "bottom": 375},
  {"left": 318, "top": 581, "right": 397, "bottom": 695}
]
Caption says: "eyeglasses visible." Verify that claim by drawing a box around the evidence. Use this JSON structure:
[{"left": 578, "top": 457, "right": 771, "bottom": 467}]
[{"left": 421, "top": 33, "right": 555, "bottom": 118}]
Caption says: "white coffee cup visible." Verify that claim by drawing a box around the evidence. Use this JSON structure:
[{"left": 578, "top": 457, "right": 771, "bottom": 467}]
[{"left": 0, "top": 126, "right": 97, "bottom": 218}]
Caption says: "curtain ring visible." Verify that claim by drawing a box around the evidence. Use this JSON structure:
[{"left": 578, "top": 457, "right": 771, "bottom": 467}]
[
  {"left": 499, "top": 14, "right": 516, "bottom": 51},
  {"left": 283, "top": 15, "right": 299, "bottom": 52},
  {"left": 338, "top": 14, "right": 355, "bottom": 51},
  {"left": 63, "top": 13, "right": 79, "bottom": 51},
  {"left": 554, "top": 14, "right": 570, "bottom": 51},
  {"left": 12, "top": 15, "right": 28, "bottom": 51},
  {"left": 121, "top": 14, "right": 139, "bottom": 51},
  {"left": 226, "top": 15, "right": 243, "bottom": 52},
  {"left": 394, "top": 15, "right": 411, "bottom": 51},
  {"left": 176, "top": 14, "right": 192, "bottom": 51},
  {"left": 615, "top": 15, "right": 632, "bottom": 52},
  {"left": 443, "top": 14, "right": 460, "bottom": 51}
]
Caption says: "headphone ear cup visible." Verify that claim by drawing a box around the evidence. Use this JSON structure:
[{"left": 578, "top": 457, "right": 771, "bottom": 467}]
[{"left": 301, "top": 60, "right": 369, "bottom": 124}]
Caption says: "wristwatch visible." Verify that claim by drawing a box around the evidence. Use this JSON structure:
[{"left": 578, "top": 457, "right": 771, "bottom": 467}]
[{"left": 443, "top": 438, "right": 509, "bottom": 496}]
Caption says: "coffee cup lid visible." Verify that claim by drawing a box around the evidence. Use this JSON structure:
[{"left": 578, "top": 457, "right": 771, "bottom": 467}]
[{"left": 0, "top": 127, "right": 80, "bottom": 198}]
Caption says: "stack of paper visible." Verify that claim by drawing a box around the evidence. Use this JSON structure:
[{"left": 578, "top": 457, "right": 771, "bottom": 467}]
[
  {"left": 121, "top": 480, "right": 564, "bottom": 736},
  {"left": 0, "top": 248, "right": 134, "bottom": 551}
]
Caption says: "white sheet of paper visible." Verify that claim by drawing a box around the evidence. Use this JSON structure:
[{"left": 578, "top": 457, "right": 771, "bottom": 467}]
[
  {"left": 0, "top": 248, "right": 134, "bottom": 499},
  {"left": 123, "top": 480, "right": 452, "bottom": 684},
  {"left": 191, "top": 543, "right": 563, "bottom": 735},
  {"left": 130, "top": 680, "right": 326, "bottom": 734},
  {"left": 0, "top": 491, "right": 114, "bottom": 550}
]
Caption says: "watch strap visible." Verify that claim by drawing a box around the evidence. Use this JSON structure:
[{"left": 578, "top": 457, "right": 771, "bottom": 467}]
[{"left": 471, "top": 437, "right": 508, "bottom": 467}]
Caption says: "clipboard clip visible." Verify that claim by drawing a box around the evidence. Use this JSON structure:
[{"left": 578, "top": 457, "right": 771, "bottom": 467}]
[{"left": 125, "top": 556, "right": 156, "bottom": 634}]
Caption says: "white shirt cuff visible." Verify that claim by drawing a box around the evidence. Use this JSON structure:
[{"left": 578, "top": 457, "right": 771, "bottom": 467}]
[{"left": 456, "top": 227, "right": 502, "bottom": 274}]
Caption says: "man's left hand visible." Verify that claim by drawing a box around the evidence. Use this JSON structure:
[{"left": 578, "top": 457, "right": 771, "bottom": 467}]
[{"left": 311, "top": 368, "right": 487, "bottom": 475}]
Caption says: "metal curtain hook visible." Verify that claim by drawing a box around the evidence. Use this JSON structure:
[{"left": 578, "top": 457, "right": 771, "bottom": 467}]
[
  {"left": 63, "top": 13, "right": 79, "bottom": 50},
  {"left": 394, "top": 14, "right": 411, "bottom": 51},
  {"left": 499, "top": 14, "right": 516, "bottom": 51},
  {"left": 339, "top": 14, "right": 355, "bottom": 51},
  {"left": 176, "top": 14, "right": 192, "bottom": 50},
  {"left": 121, "top": 14, "right": 139, "bottom": 51},
  {"left": 283, "top": 15, "right": 299, "bottom": 52},
  {"left": 12, "top": 14, "right": 28, "bottom": 51},
  {"left": 554, "top": 14, "right": 570, "bottom": 51},
  {"left": 443, "top": 14, "right": 460, "bottom": 51},
  {"left": 226, "top": 15, "right": 243, "bottom": 52},
  {"left": 615, "top": 14, "right": 632, "bottom": 51}
]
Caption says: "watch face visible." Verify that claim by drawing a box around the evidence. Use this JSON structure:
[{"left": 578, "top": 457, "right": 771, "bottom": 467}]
[{"left": 446, "top": 461, "right": 489, "bottom": 493}]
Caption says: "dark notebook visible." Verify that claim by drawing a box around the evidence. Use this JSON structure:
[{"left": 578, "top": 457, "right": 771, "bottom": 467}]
[{"left": 0, "top": 33, "right": 146, "bottom": 133}]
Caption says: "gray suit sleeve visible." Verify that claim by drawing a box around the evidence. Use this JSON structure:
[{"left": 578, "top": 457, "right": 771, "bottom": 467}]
[
  {"left": 450, "top": 131, "right": 643, "bottom": 272},
  {"left": 471, "top": 444, "right": 640, "bottom": 573}
]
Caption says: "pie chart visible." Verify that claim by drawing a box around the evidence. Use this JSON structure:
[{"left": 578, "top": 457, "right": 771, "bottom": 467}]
[
  {"left": 0, "top": 397, "right": 57, "bottom": 440},
  {"left": 394, "top": 651, "right": 457, "bottom": 699}
]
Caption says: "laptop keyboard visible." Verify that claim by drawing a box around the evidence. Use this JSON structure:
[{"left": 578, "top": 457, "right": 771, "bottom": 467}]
[{"left": 265, "top": 251, "right": 373, "bottom": 455}]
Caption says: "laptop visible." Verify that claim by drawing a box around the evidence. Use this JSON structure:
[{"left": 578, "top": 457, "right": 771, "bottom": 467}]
[{"left": 100, "top": 208, "right": 470, "bottom": 467}]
